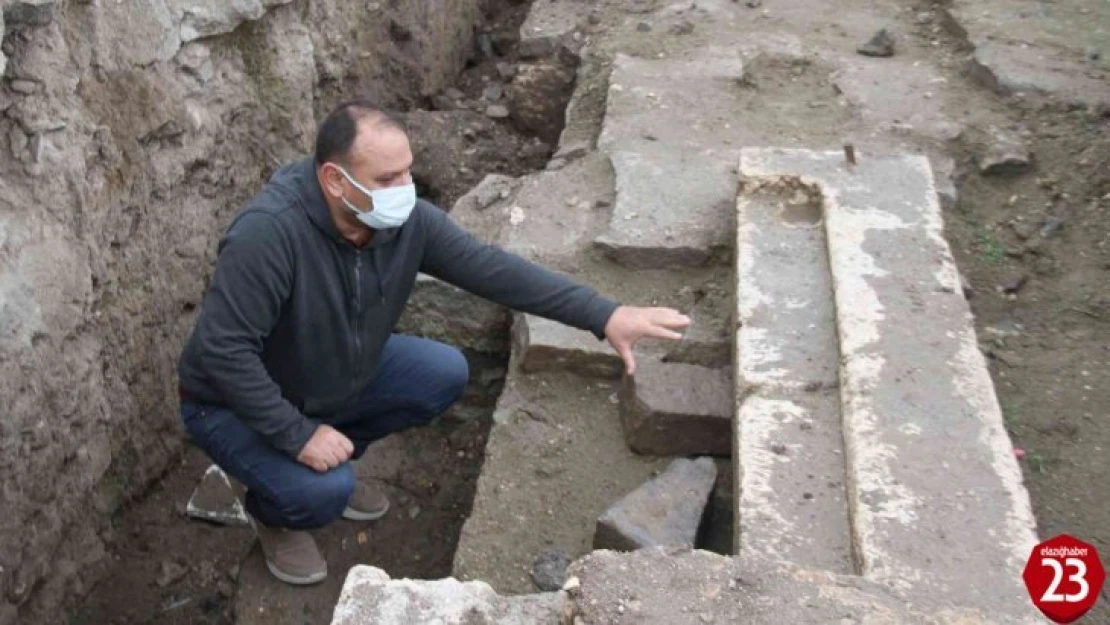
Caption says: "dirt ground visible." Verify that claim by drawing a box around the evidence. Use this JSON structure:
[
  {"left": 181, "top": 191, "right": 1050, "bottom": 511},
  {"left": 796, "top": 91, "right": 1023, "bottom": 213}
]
[
  {"left": 916, "top": 8, "right": 1110, "bottom": 618},
  {"left": 946, "top": 105, "right": 1110, "bottom": 614}
]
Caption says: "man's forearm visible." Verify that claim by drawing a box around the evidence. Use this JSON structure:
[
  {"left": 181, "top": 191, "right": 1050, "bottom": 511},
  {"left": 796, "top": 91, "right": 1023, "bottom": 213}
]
[{"left": 420, "top": 205, "right": 620, "bottom": 337}]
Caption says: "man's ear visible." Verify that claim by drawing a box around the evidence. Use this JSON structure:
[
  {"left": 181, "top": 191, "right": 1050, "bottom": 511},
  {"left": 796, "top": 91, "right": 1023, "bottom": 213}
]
[{"left": 321, "top": 163, "right": 345, "bottom": 198}]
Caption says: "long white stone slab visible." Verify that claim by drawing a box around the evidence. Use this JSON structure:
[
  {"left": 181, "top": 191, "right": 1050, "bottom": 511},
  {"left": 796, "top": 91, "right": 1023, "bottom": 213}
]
[{"left": 739, "top": 148, "right": 1040, "bottom": 620}]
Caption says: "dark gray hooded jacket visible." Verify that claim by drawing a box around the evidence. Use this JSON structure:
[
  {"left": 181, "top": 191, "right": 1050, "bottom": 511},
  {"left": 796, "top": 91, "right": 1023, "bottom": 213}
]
[{"left": 178, "top": 157, "right": 619, "bottom": 457}]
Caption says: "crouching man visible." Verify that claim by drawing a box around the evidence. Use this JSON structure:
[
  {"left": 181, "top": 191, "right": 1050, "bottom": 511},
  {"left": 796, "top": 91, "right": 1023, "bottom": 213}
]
[{"left": 177, "top": 100, "right": 690, "bottom": 585}]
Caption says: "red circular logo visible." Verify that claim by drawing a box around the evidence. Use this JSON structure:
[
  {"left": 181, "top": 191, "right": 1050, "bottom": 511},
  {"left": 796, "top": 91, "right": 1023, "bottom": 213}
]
[{"left": 1023, "top": 534, "right": 1105, "bottom": 623}]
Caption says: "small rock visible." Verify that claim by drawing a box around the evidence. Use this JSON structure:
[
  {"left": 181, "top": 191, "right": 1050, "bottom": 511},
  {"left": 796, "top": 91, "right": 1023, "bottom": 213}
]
[
  {"left": 475, "top": 184, "right": 506, "bottom": 209},
  {"left": 745, "top": 0, "right": 762, "bottom": 7},
  {"left": 637, "top": 22, "right": 652, "bottom": 32},
  {"left": 530, "top": 547, "right": 571, "bottom": 591},
  {"left": 495, "top": 62, "right": 516, "bottom": 80},
  {"left": 9, "top": 79, "right": 38, "bottom": 94},
  {"left": 670, "top": 20, "right": 695, "bottom": 35},
  {"left": 562, "top": 576, "right": 581, "bottom": 593},
  {"left": 430, "top": 95, "right": 456, "bottom": 111},
  {"left": 857, "top": 29, "right": 895, "bottom": 57},
  {"left": 477, "top": 32, "right": 495, "bottom": 59},
  {"left": 1039, "top": 217, "right": 1063, "bottom": 238},
  {"left": 408, "top": 506, "right": 421, "bottom": 519},
  {"left": 997, "top": 275, "right": 1028, "bottom": 295},
  {"left": 217, "top": 580, "right": 235, "bottom": 598},
  {"left": 770, "top": 443, "right": 788, "bottom": 455},
  {"left": 545, "top": 158, "right": 567, "bottom": 171},
  {"left": 980, "top": 127, "right": 1032, "bottom": 176},
  {"left": 482, "top": 84, "right": 504, "bottom": 102},
  {"left": 1009, "top": 220, "right": 1037, "bottom": 241},
  {"left": 445, "top": 87, "right": 465, "bottom": 100},
  {"left": 485, "top": 104, "right": 510, "bottom": 119},
  {"left": 509, "top": 206, "right": 526, "bottom": 226},
  {"left": 915, "top": 11, "right": 932, "bottom": 24},
  {"left": 157, "top": 560, "right": 187, "bottom": 588}
]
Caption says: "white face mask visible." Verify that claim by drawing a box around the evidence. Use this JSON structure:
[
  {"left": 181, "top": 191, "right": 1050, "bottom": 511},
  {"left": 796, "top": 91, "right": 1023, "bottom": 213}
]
[{"left": 336, "top": 166, "right": 416, "bottom": 229}]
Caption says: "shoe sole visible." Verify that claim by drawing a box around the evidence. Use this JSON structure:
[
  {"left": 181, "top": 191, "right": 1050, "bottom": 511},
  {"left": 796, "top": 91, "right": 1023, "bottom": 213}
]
[
  {"left": 341, "top": 500, "right": 390, "bottom": 522},
  {"left": 264, "top": 559, "right": 327, "bottom": 586}
]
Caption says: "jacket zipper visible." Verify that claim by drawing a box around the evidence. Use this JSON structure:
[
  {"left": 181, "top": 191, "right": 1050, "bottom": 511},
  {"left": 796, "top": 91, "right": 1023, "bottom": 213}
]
[
  {"left": 370, "top": 249, "right": 386, "bottom": 305},
  {"left": 353, "top": 250, "right": 363, "bottom": 380}
]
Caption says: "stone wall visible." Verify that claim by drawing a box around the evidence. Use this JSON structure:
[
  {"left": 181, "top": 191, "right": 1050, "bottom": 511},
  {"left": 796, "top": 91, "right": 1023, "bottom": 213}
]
[{"left": 0, "top": 1, "right": 486, "bottom": 621}]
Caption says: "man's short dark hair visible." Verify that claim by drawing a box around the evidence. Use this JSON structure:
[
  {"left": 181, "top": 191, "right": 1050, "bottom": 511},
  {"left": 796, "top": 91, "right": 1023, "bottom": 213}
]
[{"left": 314, "top": 99, "right": 405, "bottom": 166}]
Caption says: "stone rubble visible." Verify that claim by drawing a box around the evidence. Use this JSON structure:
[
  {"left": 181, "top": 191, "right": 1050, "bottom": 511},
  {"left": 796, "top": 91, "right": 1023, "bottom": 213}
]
[
  {"left": 857, "top": 28, "right": 895, "bottom": 57},
  {"left": 593, "top": 457, "right": 717, "bottom": 551},
  {"left": 330, "top": 566, "right": 570, "bottom": 625}
]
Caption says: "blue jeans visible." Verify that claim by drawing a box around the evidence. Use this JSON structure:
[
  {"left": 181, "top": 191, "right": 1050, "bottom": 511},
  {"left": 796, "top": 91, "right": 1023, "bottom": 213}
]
[{"left": 180, "top": 335, "right": 468, "bottom": 530}]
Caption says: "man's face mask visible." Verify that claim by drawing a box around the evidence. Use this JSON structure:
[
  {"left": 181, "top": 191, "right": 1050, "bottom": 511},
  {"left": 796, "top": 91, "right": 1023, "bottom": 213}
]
[{"left": 336, "top": 166, "right": 416, "bottom": 230}]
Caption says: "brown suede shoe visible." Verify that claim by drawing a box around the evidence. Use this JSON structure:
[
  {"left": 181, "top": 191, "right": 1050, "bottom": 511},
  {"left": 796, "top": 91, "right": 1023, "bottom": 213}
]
[
  {"left": 249, "top": 515, "right": 327, "bottom": 585},
  {"left": 342, "top": 481, "right": 390, "bottom": 521}
]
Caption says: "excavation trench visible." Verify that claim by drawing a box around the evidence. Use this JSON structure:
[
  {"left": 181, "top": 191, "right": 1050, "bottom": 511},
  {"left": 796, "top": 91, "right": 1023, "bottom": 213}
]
[{"left": 59, "top": 1, "right": 596, "bottom": 623}]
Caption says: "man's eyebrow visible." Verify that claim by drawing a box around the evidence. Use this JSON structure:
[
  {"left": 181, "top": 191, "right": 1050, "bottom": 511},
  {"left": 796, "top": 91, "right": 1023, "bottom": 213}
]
[{"left": 379, "top": 161, "right": 413, "bottom": 179}]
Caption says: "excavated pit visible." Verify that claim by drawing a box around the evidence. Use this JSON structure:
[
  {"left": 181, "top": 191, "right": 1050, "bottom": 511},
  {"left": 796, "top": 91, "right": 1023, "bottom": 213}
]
[{"left": 57, "top": 2, "right": 602, "bottom": 624}]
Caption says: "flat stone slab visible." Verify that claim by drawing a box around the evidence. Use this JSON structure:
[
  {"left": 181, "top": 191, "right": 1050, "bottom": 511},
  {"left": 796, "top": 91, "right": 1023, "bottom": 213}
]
[
  {"left": 592, "top": 49, "right": 744, "bottom": 268},
  {"left": 594, "top": 458, "right": 716, "bottom": 552},
  {"left": 185, "top": 464, "right": 248, "bottom": 526},
  {"left": 942, "top": 0, "right": 1110, "bottom": 108},
  {"left": 514, "top": 313, "right": 622, "bottom": 379},
  {"left": 594, "top": 150, "right": 735, "bottom": 268},
  {"left": 449, "top": 155, "right": 615, "bottom": 270},
  {"left": 832, "top": 61, "right": 963, "bottom": 141},
  {"left": 569, "top": 548, "right": 1033, "bottom": 624},
  {"left": 619, "top": 360, "right": 731, "bottom": 456},
  {"left": 330, "top": 565, "right": 569, "bottom": 625},
  {"left": 740, "top": 148, "right": 1040, "bottom": 620}
]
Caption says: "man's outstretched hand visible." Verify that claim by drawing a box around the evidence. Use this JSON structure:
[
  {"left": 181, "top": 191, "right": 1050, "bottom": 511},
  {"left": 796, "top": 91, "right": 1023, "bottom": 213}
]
[
  {"left": 297, "top": 424, "right": 354, "bottom": 472},
  {"left": 604, "top": 305, "right": 691, "bottom": 376}
]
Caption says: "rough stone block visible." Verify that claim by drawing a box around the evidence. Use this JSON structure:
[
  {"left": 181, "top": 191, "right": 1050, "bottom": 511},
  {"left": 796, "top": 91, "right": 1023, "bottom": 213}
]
[
  {"left": 330, "top": 566, "right": 569, "bottom": 625},
  {"left": 185, "top": 464, "right": 248, "bottom": 526},
  {"left": 979, "top": 126, "right": 1032, "bottom": 176},
  {"left": 619, "top": 360, "right": 731, "bottom": 456},
  {"left": 514, "top": 313, "right": 622, "bottom": 378},
  {"left": 4, "top": 0, "right": 56, "bottom": 27},
  {"left": 171, "top": 0, "right": 294, "bottom": 42},
  {"left": 395, "top": 273, "right": 510, "bottom": 354},
  {"left": 592, "top": 49, "right": 744, "bottom": 269},
  {"left": 594, "top": 149, "right": 734, "bottom": 268},
  {"left": 594, "top": 457, "right": 717, "bottom": 551}
]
